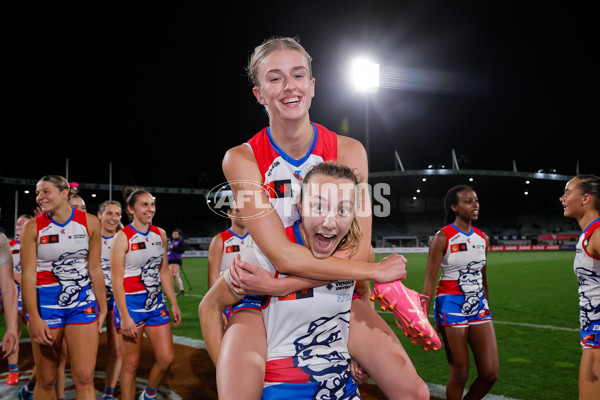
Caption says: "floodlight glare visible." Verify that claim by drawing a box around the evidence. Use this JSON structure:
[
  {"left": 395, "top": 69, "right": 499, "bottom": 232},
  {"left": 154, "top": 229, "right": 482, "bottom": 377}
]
[{"left": 351, "top": 58, "right": 380, "bottom": 92}]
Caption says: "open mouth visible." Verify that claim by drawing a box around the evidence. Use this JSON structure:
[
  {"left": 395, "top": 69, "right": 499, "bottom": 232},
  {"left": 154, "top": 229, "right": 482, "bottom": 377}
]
[
  {"left": 283, "top": 96, "right": 300, "bottom": 105},
  {"left": 314, "top": 233, "right": 337, "bottom": 253}
]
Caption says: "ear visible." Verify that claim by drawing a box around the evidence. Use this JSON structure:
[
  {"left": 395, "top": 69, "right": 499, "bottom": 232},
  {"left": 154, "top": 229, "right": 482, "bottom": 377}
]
[{"left": 252, "top": 86, "right": 266, "bottom": 105}]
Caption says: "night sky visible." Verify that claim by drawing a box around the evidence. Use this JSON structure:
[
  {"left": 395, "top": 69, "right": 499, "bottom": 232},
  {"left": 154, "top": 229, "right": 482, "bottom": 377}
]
[{"left": 4, "top": 1, "right": 598, "bottom": 191}]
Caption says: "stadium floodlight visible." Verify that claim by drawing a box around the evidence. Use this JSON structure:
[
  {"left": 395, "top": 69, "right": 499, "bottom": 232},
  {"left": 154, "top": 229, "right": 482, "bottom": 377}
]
[{"left": 350, "top": 58, "right": 380, "bottom": 92}]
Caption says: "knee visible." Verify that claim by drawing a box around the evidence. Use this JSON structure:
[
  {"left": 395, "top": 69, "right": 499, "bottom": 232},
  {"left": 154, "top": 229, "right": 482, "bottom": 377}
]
[
  {"left": 480, "top": 366, "right": 499, "bottom": 386},
  {"left": 450, "top": 365, "right": 470, "bottom": 386},
  {"left": 38, "top": 372, "right": 58, "bottom": 391},
  {"left": 410, "top": 380, "right": 430, "bottom": 400},
  {"left": 71, "top": 368, "right": 94, "bottom": 386},
  {"left": 122, "top": 357, "right": 140, "bottom": 376},
  {"left": 156, "top": 353, "right": 175, "bottom": 372}
]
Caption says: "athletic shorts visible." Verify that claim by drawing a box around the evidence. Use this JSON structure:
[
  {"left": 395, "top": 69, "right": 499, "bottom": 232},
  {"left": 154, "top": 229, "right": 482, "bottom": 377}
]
[
  {"left": 222, "top": 294, "right": 262, "bottom": 320},
  {"left": 435, "top": 294, "right": 492, "bottom": 327},
  {"left": 168, "top": 258, "right": 183, "bottom": 266},
  {"left": 114, "top": 293, "right": 170, "bottom": 328},
  {"left": 262, "top": 378, "right": 360, "bottom": 400},
  {"left": 38, "top": 300, "right": 99, "bottom": 329},
  {"left": 581, "top": 319, "right": 600, "bottom": 349},
  {"left": 106, "top": 294, "right": 115, "bottom": 313},
  {"left": 17, "top": 285, "right": 22, "bottom": 313}
]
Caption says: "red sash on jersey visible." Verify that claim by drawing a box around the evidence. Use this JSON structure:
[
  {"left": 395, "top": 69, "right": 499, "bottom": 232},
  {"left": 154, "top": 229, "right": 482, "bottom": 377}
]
[
  {"left": 124, "top": 276, "right": 146, "bottom": 293},
  {"left": 37, "top": 270, "right": 58, "bottom": 285}
]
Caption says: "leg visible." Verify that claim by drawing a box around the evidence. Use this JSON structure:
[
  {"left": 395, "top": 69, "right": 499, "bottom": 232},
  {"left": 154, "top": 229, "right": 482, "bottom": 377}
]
[
  {"left": 580, "top": 347, "right": 600, "bottom": 400},
  {"left": 64, "top": 322, "right": 99, "bottom": 399},
  {"left": 464, "top": 322, "right": 499, "bottom": 400},
  {"left": 217, "top": 309, "right": 266, "bottom": 400},
  {"left": 31, "top": 328, "right": 63, "bottom": 400},
  {"left": 55, "top": 338, "right": 67, "bottom": 399},
  {"left": 169, "top": 264, "right": 184, "bottom": 293},
  {"left": 105, "top": 312, "right": 123, "bottom": 396},
  {"left": 144, "top": 323, "right": 176, "bottom": 389},
  {"left": 438, "top": 325, "right": 471, "bottom": 400},
  {"left": 119, "top": 327, "right": 144, "bottom": 400},
  {"left": 347, "top": 300, "right": 429, "bottom": 400}
]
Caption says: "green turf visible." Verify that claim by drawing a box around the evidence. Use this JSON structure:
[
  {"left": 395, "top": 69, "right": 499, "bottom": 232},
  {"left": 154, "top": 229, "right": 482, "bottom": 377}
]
[{"left": 2, "top": 251, "right": 582, "bottom": 399}]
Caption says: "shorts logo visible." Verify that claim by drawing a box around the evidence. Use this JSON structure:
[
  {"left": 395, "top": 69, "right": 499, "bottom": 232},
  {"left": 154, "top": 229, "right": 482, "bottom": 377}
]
[
  {"left": 131, "top": 242, "right": 147, "bottom": 251},
  {"left": 225, "top": 245, "right": 240, "bottom": 253},
  {"left": 40, "top": 234, "right": 60, "bottom": 245},
  {"left": 84, "top": 306, "right": 96, "bottom": 314},
  {"left": 450, "top": 243, "right": 468, "bottom": 253},
  {"left": 160, "top": 309, "right": 169, "bottom": 317}
]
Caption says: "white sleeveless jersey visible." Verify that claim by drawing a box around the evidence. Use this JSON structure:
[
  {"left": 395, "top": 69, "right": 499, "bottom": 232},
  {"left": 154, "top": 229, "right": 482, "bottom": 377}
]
[
  {"left": 255, "top": 223, "right": 354, "bottom": 385},
  {"left": 121, "top": 224, "right": 164, "bottom": 300},
  {"left": 246, "top": 123, "right": 338, "bottom": 228},
  {"left": 574, "top": 218, "right": 600, "bottom": 329},
  {"left": 35, "top": 209, "right": 95, "bottom": 307},
  {"left": 101, "top": 234, "right": 115, "bottom": 297},
  {"left": 10, "top": 239, "right": 21, "bottom": 274},
  {"left": 437, "top": 224, "right": 487, "bottom": 296},
  {"left": 218, "top": 229, "right": 250, "bottom": 275}
]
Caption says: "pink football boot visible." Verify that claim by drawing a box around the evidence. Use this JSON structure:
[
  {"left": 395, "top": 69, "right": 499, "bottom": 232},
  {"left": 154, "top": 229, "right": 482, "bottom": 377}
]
[{"left": 371, "top": 280, "right": 441, "bottom": 351}]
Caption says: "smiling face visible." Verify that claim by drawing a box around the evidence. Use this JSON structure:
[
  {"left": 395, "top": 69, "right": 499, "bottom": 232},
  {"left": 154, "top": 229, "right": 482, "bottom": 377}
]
[
  {"left": 99, "top": 203, "right": 122, "bottom": 235},
  {"left": 128, "top": 193, "right": 155, "bottom": 225},
  {"left": 299, "top": 174, "right": 357, "bottom": 259},
  {"left": 453, "top": 188, "right": 480, "bottom": 222},
  {"left": 36, "top": 180, "right": 69, "bottom": 214},
  {"left": 252, "top": 49, "right": 315, "bottom": 123}
]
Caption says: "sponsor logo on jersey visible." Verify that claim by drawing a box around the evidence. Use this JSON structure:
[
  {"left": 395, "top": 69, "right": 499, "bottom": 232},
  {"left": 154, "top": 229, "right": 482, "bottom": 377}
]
[
  {"left": 293, "top": 170, "right": 302, "bottom": 180},
  {"left": 278, "top": 288, "right": 314, "bottom": 301},
  {"left": 225, "top": 245, "right": 240, "bottom": 253},
  {"left": 450, "top": 243, "right": 468, "bottom": 253},
  {"left": 40, "top": 234, "right": 60, "bottom": 245},
  {"left": 131, "top": 242, "right": 147, "bottom": 251},
  {"left": 263, "top": 179, "right": 292, "bottom": 199}
]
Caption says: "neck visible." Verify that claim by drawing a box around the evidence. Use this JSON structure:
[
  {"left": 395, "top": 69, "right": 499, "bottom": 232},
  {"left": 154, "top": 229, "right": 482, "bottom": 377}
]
[
  {"left": 102, "top": 228, "right": 117, "bottom": 237},
  {"left": 229, "top": 224, "right": 247, "bottom": 237},
  {"left": 131, "top": 220, "right": 149, "bottom": 233},
  {"left": 578, "top": 211, "right": 600, "bottom": 231},
  {"left": 49, "top": 204, "right": 73, "bottom": 224},
  {"left": 269, "top": 119, "right": 314, "bottom": 159},
  {"left": 453, "top": 218, "right": 472, "bottom": 232}
]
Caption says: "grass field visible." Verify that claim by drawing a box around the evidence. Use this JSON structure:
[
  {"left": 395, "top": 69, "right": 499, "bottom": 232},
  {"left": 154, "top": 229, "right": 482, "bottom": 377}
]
[{"left": 2, "top": 251, "right": 581, "bottom": 399}]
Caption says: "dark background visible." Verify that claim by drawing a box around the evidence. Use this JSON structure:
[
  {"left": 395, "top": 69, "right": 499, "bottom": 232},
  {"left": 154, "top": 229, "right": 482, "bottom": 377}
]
[{"left": 2, "top": 1, "right": 597, "bottom": 236}]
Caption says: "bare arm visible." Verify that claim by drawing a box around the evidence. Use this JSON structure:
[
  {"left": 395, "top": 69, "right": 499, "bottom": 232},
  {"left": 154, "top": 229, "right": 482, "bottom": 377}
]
[
  {"left": 0, "top": 233, "right": 19, "bottom": 357},
  {"left": 198, "top": 274, "right": 243, "bottom": 364},
  {"left": 86, "top": 214, "right": 107, "bottom": 332},
  {"left": 207, "top": 234, "right": 224, "bottom": 289},
  {"left": 159, "top": 228, "right": 181, "bottom": 326},
  {"left": 422, "top": 230, "right": 446, "bottom": 315},
  {"left": 110, "top": 231, "right": 136, "bottom": 339},
  {"left": 20, "top": 219, "right": 53, "bottom": 346},
  {"left": 222, "top": 143, "right": 405, "bottom": 283}
]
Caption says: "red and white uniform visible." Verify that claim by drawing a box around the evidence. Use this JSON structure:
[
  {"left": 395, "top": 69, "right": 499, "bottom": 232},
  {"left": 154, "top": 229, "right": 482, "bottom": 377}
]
[
  {"left": 9, "top": 239, "right": 21, "bottom": 275},
  {"left": 101, "top": 234, "right": 115, "bottom": 302},
  {"left": 246, "top": 123, "right": 338, "bottom": 228},
  {"left": 218, "top": 229, "right": 250, "bottom": 276},
  {"left": 256, "top": 223, "right": 356, "bottom": 396},
  {"left": 573, "top": 218, "right": 600, "bottom": 344},
  {"left": 437, "top": 224, "right": 488, "bottom": 294},
  {"left": 35, "top": 209, "right": 95, "bottom": 309},
  {"left": 121, "top": 224, "right": 165, "bottom": 311}
]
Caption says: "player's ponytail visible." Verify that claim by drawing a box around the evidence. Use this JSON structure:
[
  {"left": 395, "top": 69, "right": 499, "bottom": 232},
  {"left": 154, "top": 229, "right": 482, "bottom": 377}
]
[{"left": 574, "top": 174, "right": 600, "bottom": 212}]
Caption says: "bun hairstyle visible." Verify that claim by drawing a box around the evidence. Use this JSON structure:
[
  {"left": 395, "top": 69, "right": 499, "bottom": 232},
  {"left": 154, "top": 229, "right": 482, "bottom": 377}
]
[
  {"left": 573, "top": 174, "right": 600, "bottom": 211},
  {"left": 123, "top": 186, "right": 151, "bottom": 221},
  {"left": 302, "top": 162, "right": 363, "bottom": 257}
]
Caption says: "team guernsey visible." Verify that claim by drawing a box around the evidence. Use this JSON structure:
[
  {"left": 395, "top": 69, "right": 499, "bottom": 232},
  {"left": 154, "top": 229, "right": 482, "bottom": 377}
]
[
  {"left": 101, "top": 234, "right": 116, "bottom": 311},
  {"left": 9, "top": 239, "right": 23, "bottom": 312},
  {"left": 219, "top": 229, "right": 250, "bottom": 276},
  {"left": 246, "top": 122, "right": 338, "bottom": 228},
  {"left": 114, "top": 224, "right": 170, "bottom": 328},
  {"left": 35, "top": 209, "right": 97, "bottom": 328},
  {"left": 256, "top": 222, "right": 359, "bottom": 400},
  {"left": 573, "top": 218, "right": 600, "bottom": 348},
  {"left": 434, "top": 223, "right": 492, "bottom": 327}
]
